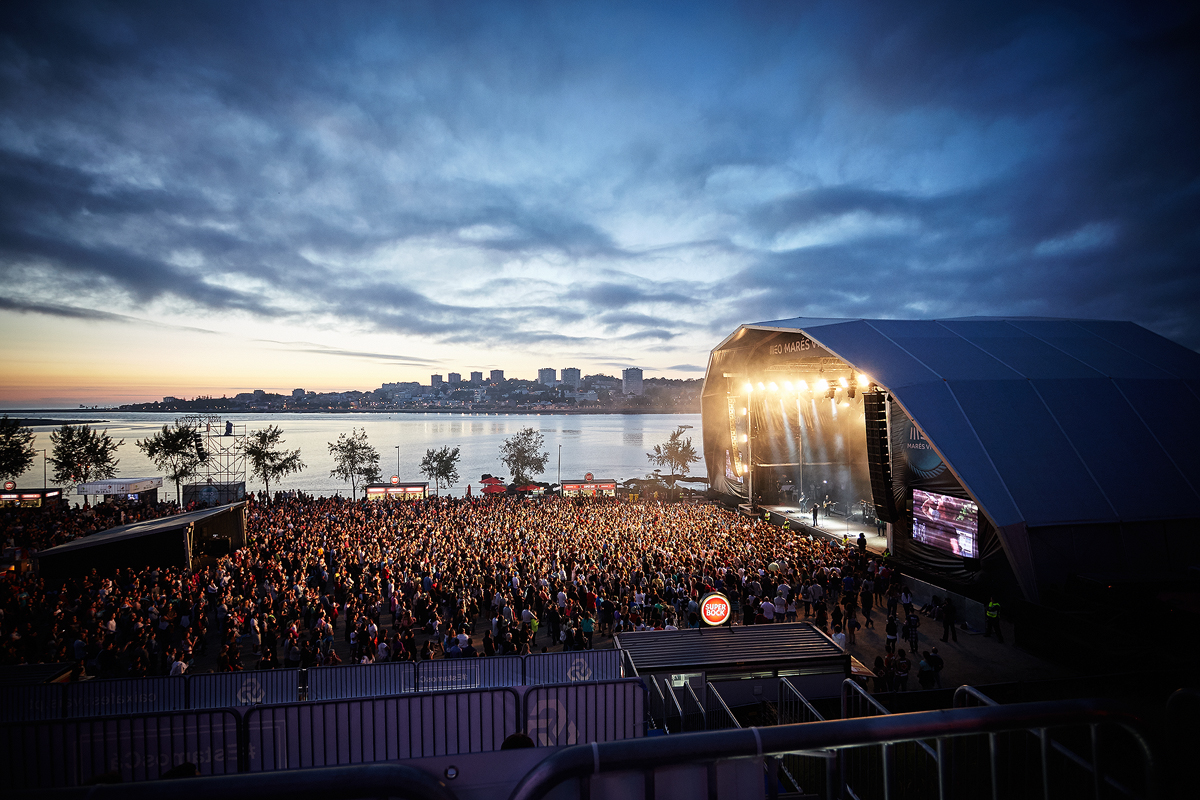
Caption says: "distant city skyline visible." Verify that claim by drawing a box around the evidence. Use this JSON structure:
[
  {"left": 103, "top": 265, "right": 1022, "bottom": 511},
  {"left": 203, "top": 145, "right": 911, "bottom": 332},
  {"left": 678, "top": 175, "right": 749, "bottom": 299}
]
[{"left": 2, "top": 2, "right": 1197, "bottom": 407}]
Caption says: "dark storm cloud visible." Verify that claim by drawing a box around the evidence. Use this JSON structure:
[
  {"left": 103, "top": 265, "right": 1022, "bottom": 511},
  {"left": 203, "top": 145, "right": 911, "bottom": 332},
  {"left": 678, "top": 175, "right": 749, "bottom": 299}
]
[{"left": 0, "top": 1, "right": 1197, "bottom": 354}]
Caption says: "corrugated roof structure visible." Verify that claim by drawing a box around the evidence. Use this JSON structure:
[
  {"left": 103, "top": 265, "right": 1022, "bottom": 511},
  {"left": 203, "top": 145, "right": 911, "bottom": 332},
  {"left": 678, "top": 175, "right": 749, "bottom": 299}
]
[
  {"left": 616, "top": 622, "right": 847, "bottom": 674},
  {"left": 703, "top": 317, "right": 1200, "bottom": 600},
  {"left": 37, "top": 503, "right": 244, "bottom": 555}
]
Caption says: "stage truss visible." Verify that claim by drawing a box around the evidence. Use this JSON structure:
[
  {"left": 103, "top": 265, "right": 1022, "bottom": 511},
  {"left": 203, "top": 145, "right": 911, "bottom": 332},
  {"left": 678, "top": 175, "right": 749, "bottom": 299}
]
[{"left": 178, "top": 414, "right": 248, "bottom": 487}]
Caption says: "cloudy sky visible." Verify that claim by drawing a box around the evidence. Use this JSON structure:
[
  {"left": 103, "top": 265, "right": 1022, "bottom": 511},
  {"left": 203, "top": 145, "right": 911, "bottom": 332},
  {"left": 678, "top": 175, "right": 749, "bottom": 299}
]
[{"left": 1, "top": 1, "right": 1197, "bottom": 406}]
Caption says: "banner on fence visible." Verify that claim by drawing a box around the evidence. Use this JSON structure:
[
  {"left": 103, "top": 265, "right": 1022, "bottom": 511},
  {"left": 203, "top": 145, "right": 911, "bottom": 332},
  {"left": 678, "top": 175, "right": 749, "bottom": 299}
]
[
  {"left": 306, "top": 661, "right": 417, "bottom": 701},
  {"left": 64, "top": 676, "right": 186, "bottom": 718},
  {"left": 187, "top": 669, "right": 300, "bottom": 709},
  {"left": 0, "top": 710, "right": 240, "bottom": 789},
  {"left": 522, "top": 649, "right": 623, "bottom": 686}
]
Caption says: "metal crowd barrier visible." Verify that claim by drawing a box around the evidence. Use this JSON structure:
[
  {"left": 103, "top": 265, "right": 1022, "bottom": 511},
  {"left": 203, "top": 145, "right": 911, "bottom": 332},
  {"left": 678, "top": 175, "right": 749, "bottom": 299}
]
[
  {"left": 523, "top": 679, "right": 645, "bottom": 747},
  {"left": 306, "top": 661, "right": 417, "bottom": 701},
  {"left": 705, "top": 682, "right": 740, "bottom": 731},
  {"left": 243, "top": 688, "right": 521, "bottom": 771},
  {"left": 0, "top": 649, "right": 626, "bottom": 724},
  {"left": 64, "top": 676, "right": 186, "bottom": 719},
  {"left": 0, "top": 683, "right": 63, "bottom": 722},
  {"left": 416, "top": 655, "right": 523, "bottom": 692},
  {"left": 522, "top": 649, "right": 622, "bottom": 685},
  {"left": 778, "top": 679, "right": 835, "bottom": 799},
  {"left": 188, "top": 669, "right": 301, "bottom": 709},
  {"left": 506, "top": 698, "right": 1158, "bottom": 800},
  {"left": 0, "top": 709, "right": 240, "bottom": 789}
]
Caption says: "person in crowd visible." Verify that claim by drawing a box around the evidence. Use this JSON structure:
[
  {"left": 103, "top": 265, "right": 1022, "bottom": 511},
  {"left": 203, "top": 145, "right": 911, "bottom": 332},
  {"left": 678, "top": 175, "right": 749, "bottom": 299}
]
[{"left": 0, "top": 492, "right": 916, "bottom": 676}]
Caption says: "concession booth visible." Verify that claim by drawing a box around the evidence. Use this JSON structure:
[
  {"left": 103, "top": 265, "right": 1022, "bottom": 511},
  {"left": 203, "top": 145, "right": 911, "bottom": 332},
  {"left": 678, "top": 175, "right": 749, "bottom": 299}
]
[
  {"left": 366, "top": 481, "right": 429, "bottom": 501},
  {"left": 0, "top": 486, "right": 63, "bottom": 509},
  {"left": 561, "top": 476, "right": 617, "bottom": 498},
  {"left": 76, "top": 477, "right": 162, "bottom": 504}
]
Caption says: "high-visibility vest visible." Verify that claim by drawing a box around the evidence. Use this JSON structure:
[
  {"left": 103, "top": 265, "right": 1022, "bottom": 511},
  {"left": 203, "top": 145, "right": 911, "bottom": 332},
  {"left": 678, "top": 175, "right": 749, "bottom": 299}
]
[{"left": 987, "top": 601, "right": 1000, "bottom": 619}]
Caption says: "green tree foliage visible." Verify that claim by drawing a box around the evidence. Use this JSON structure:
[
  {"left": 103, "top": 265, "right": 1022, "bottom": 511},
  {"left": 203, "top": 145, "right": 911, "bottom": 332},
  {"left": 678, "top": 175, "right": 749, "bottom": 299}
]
[
  {"left": 50, "top": 424, "right": 122, "bottom": 488},
  {"left": 244, "top": 425, "right": 306, "bottom": 498},
  {"left": 646, "top": 425, "right": 701, "bottom": 490},
  {"left": 137, "top": 422, "right": 201, "bottom": 503},
  {"left": 328, "top": 427, "right": 381, "bottom": 500},
  {"left": 499, "top": 427, "right": 549, "bottom": 484},
  {"left": 0, "top": 416, "right": 36, "bottom": 482},
  {"left": 419, "top": 445, "right": 461, "bottom": 495}
]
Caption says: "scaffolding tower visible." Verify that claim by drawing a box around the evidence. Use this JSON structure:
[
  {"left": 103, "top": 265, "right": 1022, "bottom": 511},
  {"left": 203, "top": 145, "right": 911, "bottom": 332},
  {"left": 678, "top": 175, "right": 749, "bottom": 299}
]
[{"left": 179, "top": 414, "right": 248, "bottom": 487}]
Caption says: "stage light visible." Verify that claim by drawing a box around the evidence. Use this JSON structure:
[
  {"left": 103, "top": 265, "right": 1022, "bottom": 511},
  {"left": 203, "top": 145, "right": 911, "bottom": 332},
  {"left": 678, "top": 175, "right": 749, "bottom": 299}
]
[
  {"left": 745, "top": 383, "right": 753, "bottom": 393},
  {"left": 797, "top": 380, "right": 809, "bottom": 391},
  {"left": 783, "top": 381, "right": 793, "bottom": 391},
  {"left": 847, "top": 387, "right": 856, "bottom": 399},
  {"left": 740, "top": 434, "right": 748, "bottom": 443},
  {"left": 816, "top": 379, "right": 829, "bottom": 392},
  {"left": 857, "top": 374, "right": 870, "bottom": 388},
  {"left": 841, "top": 401, "right": 850, "bottom": 408},
  {"left": 768, "top": 382, "right": 778, "bottom": 391},
  {"left": 839, "top": 377, "right": 849, "bottom": 388},
  {"left": 741, "top": 407, "right": 747, "bottom": 416},
  {"left": 757, "top": 382, "right": 765, "bottom": 391}
]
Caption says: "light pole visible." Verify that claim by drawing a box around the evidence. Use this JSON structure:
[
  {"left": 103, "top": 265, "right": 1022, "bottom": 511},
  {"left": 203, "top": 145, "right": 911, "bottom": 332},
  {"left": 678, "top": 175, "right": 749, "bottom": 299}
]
[
  {"left": 395, "top": 446, "right": 400, "bottom": 478},
  {"left": 40, "top": 449, "right": 47, "bottom": 489},
  {"left": 746, "top": 385, "right": 754, "bottom": 512},
  {"left": 557, "top": 444, "right": 561, "bottom": 497}
]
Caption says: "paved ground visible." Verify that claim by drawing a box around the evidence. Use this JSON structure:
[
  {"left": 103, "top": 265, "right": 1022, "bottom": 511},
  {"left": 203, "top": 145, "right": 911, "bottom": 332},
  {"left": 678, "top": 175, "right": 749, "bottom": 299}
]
[{"left": 841, "top": 610, "right": 1073, "bottom": 688}]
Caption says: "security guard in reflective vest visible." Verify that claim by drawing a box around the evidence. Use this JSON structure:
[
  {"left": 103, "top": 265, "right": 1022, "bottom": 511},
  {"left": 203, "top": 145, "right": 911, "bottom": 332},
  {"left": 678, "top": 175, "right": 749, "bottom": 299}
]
[{"left": 984, "top": 596, "right": 1004, "bottom": 643}]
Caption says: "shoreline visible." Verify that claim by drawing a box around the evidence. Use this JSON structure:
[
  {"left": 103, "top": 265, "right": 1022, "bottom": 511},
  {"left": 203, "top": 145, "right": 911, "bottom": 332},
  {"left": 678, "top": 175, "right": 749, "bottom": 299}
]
[{"left": 2, "top": 408, "right": 700, "bottom": 417}]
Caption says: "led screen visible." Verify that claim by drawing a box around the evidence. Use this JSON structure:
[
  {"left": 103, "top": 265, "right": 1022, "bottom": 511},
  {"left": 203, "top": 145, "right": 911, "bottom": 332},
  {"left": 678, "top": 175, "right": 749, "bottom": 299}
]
[{"left": 913, "top": 489, "right": 978, "bottom": 558}]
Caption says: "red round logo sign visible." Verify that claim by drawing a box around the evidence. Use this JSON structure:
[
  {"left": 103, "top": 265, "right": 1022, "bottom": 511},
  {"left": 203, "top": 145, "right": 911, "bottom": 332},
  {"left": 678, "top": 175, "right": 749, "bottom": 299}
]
[
  {"left": 700, "top": 592, "right": 731, "bottom": 626},
  {"left": 584, "top": 472, "right": 593, "bottom": 482},
  {"left": 391, "top": 476, "right": 400, "bottom": 485},
  {"left": 2, "top": 480, "right": 14, "bottom": 491}
]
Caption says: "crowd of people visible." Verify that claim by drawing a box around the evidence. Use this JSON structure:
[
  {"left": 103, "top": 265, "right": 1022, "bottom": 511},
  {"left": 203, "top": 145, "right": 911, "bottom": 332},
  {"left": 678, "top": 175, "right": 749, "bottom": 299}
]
[{"left": 0, "top": 493, "right": 943, "bottom": 692}]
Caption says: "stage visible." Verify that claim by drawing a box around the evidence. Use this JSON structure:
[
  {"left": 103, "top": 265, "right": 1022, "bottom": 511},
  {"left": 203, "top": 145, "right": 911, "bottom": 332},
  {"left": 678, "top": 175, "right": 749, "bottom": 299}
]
[{"left": 762, "top": 503, "right": 889, "bottom": 555}]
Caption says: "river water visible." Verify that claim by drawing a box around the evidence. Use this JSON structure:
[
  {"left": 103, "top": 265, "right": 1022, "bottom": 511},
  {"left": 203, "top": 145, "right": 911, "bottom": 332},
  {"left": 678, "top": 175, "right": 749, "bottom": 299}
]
[{"left": 11, "top": 411, "right": 702, "bottom": 501}]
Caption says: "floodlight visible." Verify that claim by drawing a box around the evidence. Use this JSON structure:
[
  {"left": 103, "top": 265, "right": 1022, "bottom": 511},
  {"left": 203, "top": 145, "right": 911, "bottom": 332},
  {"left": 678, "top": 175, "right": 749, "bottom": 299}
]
[
  {"left": 797, "top": 380, "right": 809, "bottom": 391},
  {"left": 745, "top": 383, "right": 753, "bottom": 393},
  {"left": 816, "top": 379, "right": 829, "bottom": 392},
  {"left": 768, "top": 382, "right": 778, "bottom": 391},
  {"left": 783, "top": 381, "right": 793, "bottom": 391},
  {"left": 857, "top": 374, "right": 870, "bottom": 388},
  {"left": 839, "top": 377, "right": 849, "bottom": 388}
]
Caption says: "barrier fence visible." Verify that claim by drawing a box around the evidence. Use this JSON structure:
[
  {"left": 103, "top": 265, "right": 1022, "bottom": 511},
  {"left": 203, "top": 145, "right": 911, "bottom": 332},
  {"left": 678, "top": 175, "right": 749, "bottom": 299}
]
[
  {"left": 523, "top": 649, "right": 623, "bottom": 685},
  {"left": 243, "top": 688, "right": 520, "bottom": 772},
  {"left": 0, "top": 684, "right": 63, "bottom": 723},
  {"left": 0, "top": 709, "right": 240, "bottom": 789},
  {"left": 187, "top": 669, "right": 300, "bottom": 710},
  {"left": 2, "top": 677, "right": 645, "bottom": 789},
  {"left": 306, "top": 662, "right": 417, "bottom": 701},
  {"left": 0, "top": 649, "right": 626, "bottom": 722},
  {"left": 64, "top": 676, "right": 186, "bottom": 719},
  {"left": 523, "top": 679, "right": 645, "bottom": 747},
  {"left": 416, "top": 655, "right": 523, "bottom": 692}
]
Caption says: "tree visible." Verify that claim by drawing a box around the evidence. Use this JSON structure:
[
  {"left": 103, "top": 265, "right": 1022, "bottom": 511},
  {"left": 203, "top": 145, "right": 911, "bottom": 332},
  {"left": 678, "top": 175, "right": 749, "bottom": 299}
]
[
  {"left": 419, "top": 445, "right": 461, "bottom": 495},
  {"left": 0, "top": 416, "right": 36, "bottom": 482},
  {"left": 328, "top": 427, "right": 381, "bottom": 500},
  {"left": 50, "top": 424, "right": 122, "bottom": 489},
  {"left": 499, "top": 427, "right": 549, "bottom": 484},
  {"left": 137, "top": 422, "right": 201, "bottom": 504},
  {"left": 647, "top": 425, "right": 700, "bottom": 495},
  {"left": 243, "top": 425, "right": 306, "bottom": 498}
]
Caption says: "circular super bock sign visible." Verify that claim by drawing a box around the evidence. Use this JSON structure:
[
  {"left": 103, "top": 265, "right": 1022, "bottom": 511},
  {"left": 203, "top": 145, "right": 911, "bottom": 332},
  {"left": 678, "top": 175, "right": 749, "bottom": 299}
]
[
  {"left": 391, "top": 475, "right": 400, "bottom": 485},
  {"left": 700, "top": 592, "right": 731, "bottom": 626},
  {"left": 2, "top": 480, "right": 14, "bottom": 491},
  {"left": 585, "top": 472, "right": 594, "bottom": 482}
]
